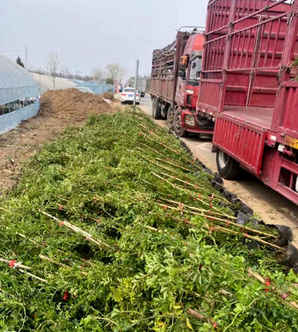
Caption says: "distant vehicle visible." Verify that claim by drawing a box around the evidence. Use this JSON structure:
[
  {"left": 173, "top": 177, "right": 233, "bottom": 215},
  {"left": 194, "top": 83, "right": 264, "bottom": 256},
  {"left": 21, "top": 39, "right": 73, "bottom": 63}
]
[
  {"left": 76, "top": 86, "right": 94, "bottom": 94},
  {"left": 138, "top": 77, "right": 148, "bottom": 98},
  {"left": 120, "top": 88, "right": 140, "bottom": 104}
]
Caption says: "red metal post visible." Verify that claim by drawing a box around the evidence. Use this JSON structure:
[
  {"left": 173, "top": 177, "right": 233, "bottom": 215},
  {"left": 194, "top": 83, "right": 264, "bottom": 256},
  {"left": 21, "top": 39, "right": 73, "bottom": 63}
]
[{"left": 272, "top": 0, "right": 298, "bottom": 131}]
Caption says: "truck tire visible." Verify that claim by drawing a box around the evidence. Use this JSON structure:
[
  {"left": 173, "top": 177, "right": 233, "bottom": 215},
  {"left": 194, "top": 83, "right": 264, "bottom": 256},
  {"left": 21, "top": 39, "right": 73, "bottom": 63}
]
[
  {"left": 152, "top": 99, "right": 162, "bottom": 120},
  {"left": 174, "top": 109, "right": 186, "bottom": 137},
  {"left": 167, "top": 107, "right": 174, "bottom": 130},
  {"left": 216, "top": 150, "right": 241, "bottom": 180}
]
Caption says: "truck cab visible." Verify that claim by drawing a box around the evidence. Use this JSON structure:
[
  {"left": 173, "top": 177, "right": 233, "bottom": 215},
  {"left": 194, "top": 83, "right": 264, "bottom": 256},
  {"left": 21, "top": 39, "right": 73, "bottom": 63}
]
[
  {"left": 172, "top": 33, "right": 214, "bottom": 137},
  {"left": 150, "top": 28, "right": 213, "bottom": 138}
]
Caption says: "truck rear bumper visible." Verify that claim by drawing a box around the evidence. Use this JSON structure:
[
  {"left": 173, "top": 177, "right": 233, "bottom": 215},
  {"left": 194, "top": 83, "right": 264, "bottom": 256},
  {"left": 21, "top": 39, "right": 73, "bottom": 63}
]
[{"left": 181, "top": 109, "right": 214, "bottom": 135}]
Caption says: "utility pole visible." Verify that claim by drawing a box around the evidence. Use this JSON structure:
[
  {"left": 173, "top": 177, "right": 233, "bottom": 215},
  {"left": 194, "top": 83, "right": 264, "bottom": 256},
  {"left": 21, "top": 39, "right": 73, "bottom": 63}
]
[
  {"left": 24, "top": 46, "right": 28, "bottom": 68},
  {"left": 134, "top": 59, "right": 140, "bottom": 108}
]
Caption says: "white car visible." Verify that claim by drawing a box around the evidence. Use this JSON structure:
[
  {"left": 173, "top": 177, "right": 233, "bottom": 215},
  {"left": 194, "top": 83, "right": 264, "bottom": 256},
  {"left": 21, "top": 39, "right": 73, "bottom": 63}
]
[{"left": 120, "top": 88, "right": 140, "bottom": 104}]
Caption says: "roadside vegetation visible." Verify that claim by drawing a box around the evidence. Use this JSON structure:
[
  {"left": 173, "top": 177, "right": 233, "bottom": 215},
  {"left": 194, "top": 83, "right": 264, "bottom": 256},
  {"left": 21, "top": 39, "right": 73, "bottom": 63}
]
[{"left": 0, "top": 110, "right": 297, "bottom": 331}]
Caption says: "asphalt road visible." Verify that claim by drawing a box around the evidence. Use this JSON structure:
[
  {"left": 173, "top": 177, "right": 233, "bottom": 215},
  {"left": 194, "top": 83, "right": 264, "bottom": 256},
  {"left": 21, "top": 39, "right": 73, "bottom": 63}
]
[{"left": 140, "top": 94, "right": 298, "bottom": 246}]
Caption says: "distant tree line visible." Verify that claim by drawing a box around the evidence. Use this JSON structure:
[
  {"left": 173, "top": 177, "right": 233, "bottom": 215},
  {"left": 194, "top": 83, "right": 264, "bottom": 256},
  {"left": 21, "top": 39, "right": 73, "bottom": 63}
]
[{"left": 16, "top": 56, "right": 25, "bottom": 68}]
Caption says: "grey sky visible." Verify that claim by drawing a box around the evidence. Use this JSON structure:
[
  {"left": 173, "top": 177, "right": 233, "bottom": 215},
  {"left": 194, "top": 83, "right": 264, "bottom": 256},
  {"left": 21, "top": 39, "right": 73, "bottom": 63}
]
[{"left": 0, "top": 0, "right": 209, "bottom": 79}]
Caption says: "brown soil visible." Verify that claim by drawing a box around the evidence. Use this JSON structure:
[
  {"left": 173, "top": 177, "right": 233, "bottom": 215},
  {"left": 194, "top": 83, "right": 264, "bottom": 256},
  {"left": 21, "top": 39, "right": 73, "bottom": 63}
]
[
  {"left": 102, "top": 92, "right": 115, "bottom": 101},
  {"left": 0, "top": 89, "right": 115, "bottom": 193}
]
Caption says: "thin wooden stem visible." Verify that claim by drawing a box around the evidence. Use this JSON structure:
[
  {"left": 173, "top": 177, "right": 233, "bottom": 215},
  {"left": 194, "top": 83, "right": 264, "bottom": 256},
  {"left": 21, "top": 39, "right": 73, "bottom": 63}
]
[
  {"left": 39, "top": 254, "right": 69, "bottom": 268},
  {"left": 40, "top": 211, "right": 114, "bottom": 250},
  {"left": 151, "top": 171, "right": 208, "bottom": 203},
  {"left": 164, "top": 199, "right": 276, "bottom": 238},
  {"left": 155, "top": 157, "right": 193, "bottom": 172},
  {"left": 152, "top": 170, "right": 226, "bottom": 202},
  {"left": 187, "top": 309, "right": 206, "bottom": 321},
  {"left": 141, "top": 133, "right": 194, "bottom": 165},
  {"left": 161, "top": 198, "right": 234, "bottom": 219},
  {"left": 211, "top": 225, "right": 284, "bottom": 251},
  {"left": 0, "top": 258, "right": 31, "bottom": 270},
  {"left": 16, "top": 233, "right": 45, "bottom": 248},
  {"left": 19, "top": 269, "right": 48, "bottom": 283},
  {"left": 248, "top": 268, "right": 298, "bottom": 310}
]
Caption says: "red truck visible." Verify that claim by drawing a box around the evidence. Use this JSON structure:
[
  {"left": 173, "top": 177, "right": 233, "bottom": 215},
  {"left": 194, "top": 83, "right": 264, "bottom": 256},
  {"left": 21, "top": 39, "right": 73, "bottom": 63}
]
[
  {"left": 150, "top": 28, "right": 214, "bottom": 137},
  {"left": 197, "top": 0, "right": 298, "bottom": 204},
  {"left": 151, "top": 0, "right": 298, "bottom": 205}
]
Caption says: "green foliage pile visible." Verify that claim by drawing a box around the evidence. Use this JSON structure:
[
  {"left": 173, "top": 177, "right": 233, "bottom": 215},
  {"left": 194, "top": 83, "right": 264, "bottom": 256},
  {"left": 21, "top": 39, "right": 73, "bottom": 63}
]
[{"left": 0, "top": 110, "right": 297, "bottom": 331}]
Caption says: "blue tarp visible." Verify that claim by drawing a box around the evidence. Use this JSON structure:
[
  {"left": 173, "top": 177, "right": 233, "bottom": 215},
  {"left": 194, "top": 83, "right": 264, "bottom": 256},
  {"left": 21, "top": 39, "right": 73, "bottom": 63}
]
[
  {"left": 0, "top": 101, "right": 40, "bottom": 135},
  {"left": 73, "top": 80, "right": 114, "bottom": 95},
  {"left": 0, "top": 56, "right": 40, "bottom": 105}
]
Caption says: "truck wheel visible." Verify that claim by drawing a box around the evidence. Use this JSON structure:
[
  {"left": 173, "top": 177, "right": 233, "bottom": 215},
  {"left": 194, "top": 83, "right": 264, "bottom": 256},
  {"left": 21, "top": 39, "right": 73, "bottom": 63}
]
[
  {"left": 174, "top": 109, "right": 186, "bottom": 137},
  {"left": 152, "top": 99, "right": 162, "bottom": 119},
  {"left": 216, "top": 150, "right": 241, "bottom": 180},
  {"left": 167, "top": 107, "right": 174, "bottom": 130}
]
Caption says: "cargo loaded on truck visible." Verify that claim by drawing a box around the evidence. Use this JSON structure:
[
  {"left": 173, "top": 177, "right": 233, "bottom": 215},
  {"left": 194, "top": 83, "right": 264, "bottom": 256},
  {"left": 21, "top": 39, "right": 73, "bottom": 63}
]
[{"left": 150, "top": 27, "right": 214, "bottom": 137}]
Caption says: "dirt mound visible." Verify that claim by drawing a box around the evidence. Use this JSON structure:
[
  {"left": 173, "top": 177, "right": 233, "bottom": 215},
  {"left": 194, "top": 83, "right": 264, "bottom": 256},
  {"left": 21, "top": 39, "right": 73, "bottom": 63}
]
[
  {"left": 102, "top": 92, "right": 114, "bottom": 100},
  {"left": 0, "top": 89, "right": 115, "bottom": 193},
  {"left": 40, "top": 89, "right": 112, "bottom": 121}
]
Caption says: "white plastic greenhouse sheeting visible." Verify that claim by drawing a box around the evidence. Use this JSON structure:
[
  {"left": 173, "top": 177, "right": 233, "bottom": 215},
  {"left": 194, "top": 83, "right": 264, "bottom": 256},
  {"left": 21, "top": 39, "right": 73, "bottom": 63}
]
[
  {"left": 32, "top": 73, "right": 76, "bottom": 93},
  {"left": 0, "top": 102, "right": 40, "bottom": 135},
  {"left": 0, "top": 55, "right": 40, "bottom": 105}
]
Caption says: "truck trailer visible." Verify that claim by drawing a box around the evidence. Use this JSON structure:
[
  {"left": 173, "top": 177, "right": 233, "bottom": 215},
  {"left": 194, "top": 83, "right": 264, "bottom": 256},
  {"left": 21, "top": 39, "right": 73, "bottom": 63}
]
[
  {"left": 150, "top": 28, "right": 214, "bottom": 137},
  {"left": 150, "top": 0, "right": 298, "bottom": 205},
  {"left": 200, "top": 0, "right": 298, "bottom": 205}
]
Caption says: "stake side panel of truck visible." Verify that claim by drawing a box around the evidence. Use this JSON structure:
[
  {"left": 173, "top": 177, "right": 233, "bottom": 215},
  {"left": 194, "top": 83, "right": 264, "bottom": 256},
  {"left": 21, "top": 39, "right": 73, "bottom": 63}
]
[
  {"left": 150, "top": 30, "right": 214, "bottom": 137},
  {"left": 150, "top": 31, "right": 189, "bottom": 120},
  {"left": 206, "top": 0, "right": 291, "bottom": 38},
  {"left": 179, "top": 1, "right": 289, "bottom": 136},
  {"left": 201, "top": 0, "right": 298, "bottom": 204}
]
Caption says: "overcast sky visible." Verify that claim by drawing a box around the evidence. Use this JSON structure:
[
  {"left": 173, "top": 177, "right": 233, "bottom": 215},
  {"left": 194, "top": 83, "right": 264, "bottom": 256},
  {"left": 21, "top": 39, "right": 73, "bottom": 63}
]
[{"left": 0, "top": 0, "right": 209, "bottom": 78}]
